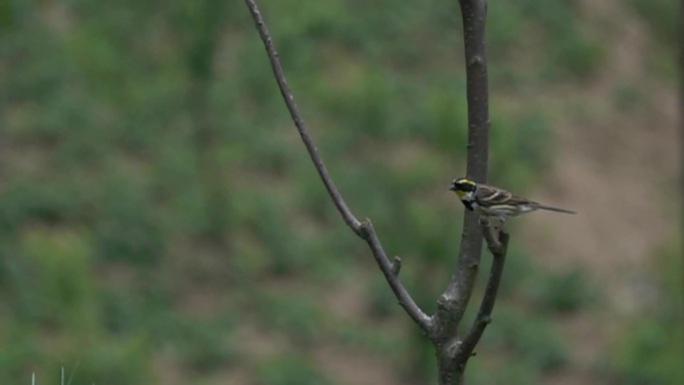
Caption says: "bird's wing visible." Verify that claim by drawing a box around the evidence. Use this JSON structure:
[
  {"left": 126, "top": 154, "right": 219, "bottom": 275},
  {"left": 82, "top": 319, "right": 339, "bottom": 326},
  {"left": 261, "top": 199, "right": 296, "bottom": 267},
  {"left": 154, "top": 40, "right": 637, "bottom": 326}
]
[{"left": 476, "top": 184, "right": 533, "bottom": 207}]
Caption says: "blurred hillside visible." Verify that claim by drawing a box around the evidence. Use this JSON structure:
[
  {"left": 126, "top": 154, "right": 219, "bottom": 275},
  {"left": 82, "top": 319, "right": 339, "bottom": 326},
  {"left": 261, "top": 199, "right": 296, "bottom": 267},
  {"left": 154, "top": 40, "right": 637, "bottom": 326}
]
[{"left": 0, "top": 1, "right": 680, "bottom": 385}]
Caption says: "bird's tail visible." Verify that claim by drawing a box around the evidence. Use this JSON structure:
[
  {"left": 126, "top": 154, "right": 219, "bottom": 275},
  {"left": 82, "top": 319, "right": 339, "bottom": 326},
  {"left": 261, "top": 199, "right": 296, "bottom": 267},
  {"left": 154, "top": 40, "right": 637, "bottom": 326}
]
[{"left": 537, "top": 204, "right": 577, "bottom": 215}]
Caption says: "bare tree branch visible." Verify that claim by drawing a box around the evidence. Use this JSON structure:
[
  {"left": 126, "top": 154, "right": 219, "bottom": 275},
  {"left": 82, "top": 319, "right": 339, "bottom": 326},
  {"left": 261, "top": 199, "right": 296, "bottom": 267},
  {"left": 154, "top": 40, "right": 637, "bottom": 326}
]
[
  {"left": 359, "top": 220, "right": 432, "bottom": 329},
  {"left": 432, "top": 1, "right": 495, "bottom": 383},
  {"left": 243, "top": 0, "right": 431, "bottom": 332},
  {"left": 245, "top": 0, "right": 509, "bottom": 382},
  {"left": 434, "top": 0, "right": 490, "bottom": 331},
  {"left": 455, "top": 227, "right": 509, "bottom": 363},
  {"left": 243, "top": 0, "right": 359, "bottom": 234}
]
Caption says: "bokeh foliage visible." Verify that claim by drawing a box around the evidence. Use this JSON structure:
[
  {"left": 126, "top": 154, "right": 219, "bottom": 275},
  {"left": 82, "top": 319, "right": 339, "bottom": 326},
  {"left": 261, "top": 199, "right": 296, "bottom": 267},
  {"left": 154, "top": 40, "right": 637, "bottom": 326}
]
[
  {"left": 0, "top": 1, "right": 676, "bottom": 384},
  {"left": 606, "top": 240, "right": 684, "bottom": 385}
]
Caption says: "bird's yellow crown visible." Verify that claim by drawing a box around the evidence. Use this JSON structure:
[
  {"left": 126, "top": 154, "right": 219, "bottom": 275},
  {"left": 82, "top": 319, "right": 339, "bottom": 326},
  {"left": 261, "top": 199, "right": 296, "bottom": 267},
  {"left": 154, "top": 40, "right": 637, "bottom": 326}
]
[{"left": 449, "top": 177, "right": 477, "bottom": 199}]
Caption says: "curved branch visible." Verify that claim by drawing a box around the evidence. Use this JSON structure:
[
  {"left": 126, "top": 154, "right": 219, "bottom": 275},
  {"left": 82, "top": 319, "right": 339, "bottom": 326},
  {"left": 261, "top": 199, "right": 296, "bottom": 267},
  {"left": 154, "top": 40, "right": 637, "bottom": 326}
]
[
  {"left": 359, "top": 220, "right": 432, "bottom": 329},
  {"left": 244, "top": 0, "right": 431, "bottom": 332},
  {"left": 243, "top": 0, "right": 360, "bottom": 234}
]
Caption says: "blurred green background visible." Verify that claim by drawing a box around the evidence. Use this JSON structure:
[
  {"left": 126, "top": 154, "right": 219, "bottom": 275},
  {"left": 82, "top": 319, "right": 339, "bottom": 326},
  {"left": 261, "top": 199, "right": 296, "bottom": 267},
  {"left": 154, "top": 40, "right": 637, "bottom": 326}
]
[{"left": 0, "top": 0, "right": 680, "bottom": 384}]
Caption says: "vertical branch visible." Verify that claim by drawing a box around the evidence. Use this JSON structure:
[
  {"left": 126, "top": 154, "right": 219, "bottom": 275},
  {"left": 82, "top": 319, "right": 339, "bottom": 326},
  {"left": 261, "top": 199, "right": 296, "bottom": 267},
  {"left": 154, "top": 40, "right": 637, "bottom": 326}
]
[
  {"left": 454, "top": 0, "right": 491, "bottom": 300},
  {"left": 433, "top": 0, "right": 490, "bottom": 383}
]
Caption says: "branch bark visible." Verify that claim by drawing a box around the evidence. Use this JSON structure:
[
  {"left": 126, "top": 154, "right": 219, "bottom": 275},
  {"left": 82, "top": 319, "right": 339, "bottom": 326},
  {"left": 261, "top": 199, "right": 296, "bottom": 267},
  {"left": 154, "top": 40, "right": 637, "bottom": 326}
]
[
  {"left": 432, "top": 1, "right": 497, "bottom": 384},
  {"left": 454, "top": 227, "right": 509, "bottom": 363},
  {"left": 243, "top": 0, "right": 431, "bottom": 332},
  {"left": 433, "top": 0, "right": 490, "bottom": 338}
]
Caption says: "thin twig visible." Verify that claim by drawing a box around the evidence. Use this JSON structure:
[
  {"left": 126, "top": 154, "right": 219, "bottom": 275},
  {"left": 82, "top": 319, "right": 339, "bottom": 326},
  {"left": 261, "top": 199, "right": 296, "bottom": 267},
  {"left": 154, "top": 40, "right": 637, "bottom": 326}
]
[
  {"left": 243, "top": 0, "right": 431, "bottom": 332},
  {"left": 455, "top": 227, "right": 509, "bottom": 362},
  {"left": 359, "top": 220, "right": 432, "bottom": 329},
  {"left": 391, "top": 256, "right": 402, "bottom": 275},
  {"left": 243, "top": 0, "right": 360, "bottom": 234},
  {"left": 481, "top": 221, "right": 505, "bottom": 255}
]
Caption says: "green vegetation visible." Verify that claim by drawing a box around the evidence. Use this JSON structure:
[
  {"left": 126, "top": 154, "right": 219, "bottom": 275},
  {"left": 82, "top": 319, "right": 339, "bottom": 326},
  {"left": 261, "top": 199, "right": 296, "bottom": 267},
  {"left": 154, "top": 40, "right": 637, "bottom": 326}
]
[
  {"left": 628, "top": 0, "right": 677, "bottom": 47},
  {"left": 607, "top": 240, "right": 684, "bottom": 385},
  {"left": 0, "top": 1, "right": 675, "bottom": 384},
  {"left": 258, "top": 354, "right": 333, "bottom": 385}
]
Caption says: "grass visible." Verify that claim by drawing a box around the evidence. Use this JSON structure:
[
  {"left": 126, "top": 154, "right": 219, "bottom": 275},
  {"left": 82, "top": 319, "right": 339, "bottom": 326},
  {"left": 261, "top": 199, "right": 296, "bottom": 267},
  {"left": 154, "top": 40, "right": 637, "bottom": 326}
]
[{"left": 30, "top": 366, "right": 78, "bottom": 385}]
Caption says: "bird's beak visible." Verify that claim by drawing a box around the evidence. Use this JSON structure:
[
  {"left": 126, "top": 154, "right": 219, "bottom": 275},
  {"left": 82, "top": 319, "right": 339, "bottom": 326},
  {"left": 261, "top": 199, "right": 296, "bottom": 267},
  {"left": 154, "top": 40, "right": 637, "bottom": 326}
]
[{"left": 448, "top": 184, "right": 457, "bottom": 191}]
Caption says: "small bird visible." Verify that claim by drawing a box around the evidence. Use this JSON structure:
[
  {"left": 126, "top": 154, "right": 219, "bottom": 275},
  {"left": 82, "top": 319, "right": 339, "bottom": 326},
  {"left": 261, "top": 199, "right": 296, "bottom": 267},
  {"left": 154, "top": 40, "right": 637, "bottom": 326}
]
[{"left": 449, "top": 177, "right": 576, "bottom": 223}]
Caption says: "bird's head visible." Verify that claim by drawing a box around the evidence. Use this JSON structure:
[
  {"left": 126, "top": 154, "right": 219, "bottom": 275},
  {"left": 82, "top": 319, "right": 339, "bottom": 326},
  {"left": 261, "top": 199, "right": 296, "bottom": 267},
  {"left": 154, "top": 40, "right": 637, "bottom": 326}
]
[{"left": 449, "top": 177, "right": 477, "bottom": 202}]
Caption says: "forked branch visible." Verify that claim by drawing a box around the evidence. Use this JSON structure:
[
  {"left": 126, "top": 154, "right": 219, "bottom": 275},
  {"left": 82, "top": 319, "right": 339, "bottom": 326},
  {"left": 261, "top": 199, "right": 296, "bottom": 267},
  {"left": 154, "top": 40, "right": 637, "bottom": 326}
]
[
  {"left": 245, "top": 0, "right": 509, "bottom": 383},
  {"left": 432, "top": 1, "right": 509, "bottom": 384}
]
